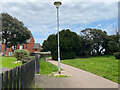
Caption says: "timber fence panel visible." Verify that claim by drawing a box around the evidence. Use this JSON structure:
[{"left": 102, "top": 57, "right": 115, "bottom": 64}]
[
  {"left": 2, "top": 73, "right": 3, "bottom": 89},
  {"left": 17, "top": 67, "right": 20, "bottom": 88},
  {"left": 2, "top": 57, "right": 36, "bottom": 89},
  {"left": 9, "top": 69, "right": 13, "bottom": 88},
  {"left": 20, "top": 65, "right": 23, "bottom": 88},
  {"left": 0, "top": 73, "right": 2, "bottom": 90},
  {"left": 35, "top": 55, "right": 40, "bottom": 74},
  {"left": 13, "top": 68, "right": 17, "bottom": 88},
  {"left": 4, "top": 71, "right": 8, "bottom": 88}
]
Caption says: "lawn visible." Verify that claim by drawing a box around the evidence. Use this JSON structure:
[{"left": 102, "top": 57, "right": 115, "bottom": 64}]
[
  {"left": 40, "top": 58, "right": 58, "bottom": 74},
  {"left": 0, "top": 56, "right": 58, "bottom": 75},
  {"left": 0, "top": 56, "right": 22, "bottom": 69},
  {"left": 61, "top": 55, "right": 118, "bottom": 83}
]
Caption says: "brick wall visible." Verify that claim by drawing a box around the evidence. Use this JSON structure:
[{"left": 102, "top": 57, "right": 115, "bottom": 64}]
[{"left": 1, "top": 34, "right": 40, "bottom": 55}]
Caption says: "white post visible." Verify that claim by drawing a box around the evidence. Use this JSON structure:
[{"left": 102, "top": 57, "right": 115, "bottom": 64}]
[
  {"left": 54, "top": 1, "right": 62, "bottom": 74},
  {"left": 57, "top": 7, "right": 61, "bottom": 74}
]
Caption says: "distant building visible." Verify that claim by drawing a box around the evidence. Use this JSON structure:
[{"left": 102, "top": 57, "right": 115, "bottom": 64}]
[{"left": 0, "top": 33, "right": 41, "bottom": 56}]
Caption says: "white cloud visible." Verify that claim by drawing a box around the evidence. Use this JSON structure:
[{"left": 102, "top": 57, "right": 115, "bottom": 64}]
[
  {"left": 2, "top": 0, "right": 119, "bottom": 2},
  {"left": 1, "top": 2, "right": 118, "bottom": 44},
  {"left": 100, "top": 24, "right": 117, "bottom": 35},
  {"left": 95, "top": 24, "right": 102, "bottom": 28},
  {"left": 60, "top": 2, "right": 117, "bottom": 26}
]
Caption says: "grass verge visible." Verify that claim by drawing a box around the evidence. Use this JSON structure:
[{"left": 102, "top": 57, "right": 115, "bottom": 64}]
[
  {"left": 40, "top": 58, "right": 58, "bottom": 74},
  {"left": 0, "top": 56, "right": 22, "bottom": 69},
  {"left": 61, "top": 55, "right": 118, "bottom": 83},
  {"left": 40, "top": 58, "right": 68, "bottom": 78}
]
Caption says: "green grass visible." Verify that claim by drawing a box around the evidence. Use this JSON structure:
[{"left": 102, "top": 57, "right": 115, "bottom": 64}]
[
  {"left": 61, "top": 55, "right": 118, "bottom": 83},
  {"left": 0, "top": 56, "right": 22, "bottom": 69},
  {"left": 40, "top": 58, "right": 58, "bottom": 74}
]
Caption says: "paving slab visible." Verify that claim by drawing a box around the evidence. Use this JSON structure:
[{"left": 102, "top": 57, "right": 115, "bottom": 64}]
[
  {"left": 35, "top": 60, "right": 118, "bottom": 88},
  {"left": 0, "top": 67, "right": 10, "bottom": 73}
]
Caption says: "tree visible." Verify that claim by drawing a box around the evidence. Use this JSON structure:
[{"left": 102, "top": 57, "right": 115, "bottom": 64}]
[
  {"left": 77, "top": 36, "right": 93, "bottom": 56},
  {"left": 107, "top": 33, "right": 120, "bottom": 54},
  {"left": 42, "top": 29, "right": 82, "bottom": 60},
  {"left": 81, "top": 28, "right": 109, "bottom": 55},
  {"left": 2, "top": 13, "right": 31, "bottom": 55}
]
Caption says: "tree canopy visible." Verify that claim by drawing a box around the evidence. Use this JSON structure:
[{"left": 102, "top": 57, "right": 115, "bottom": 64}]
[
  {"left": 81, "top": 28, "right": 109, "bottom": 55},
  {"left": 43, "top": 29, "right": 82, "bottom": 60},
  {"left": 2, "top": 13, "right": 31, "bottom": 54},
  {"left": 42, "top": 28, "right": 119, "bottom": 60}
]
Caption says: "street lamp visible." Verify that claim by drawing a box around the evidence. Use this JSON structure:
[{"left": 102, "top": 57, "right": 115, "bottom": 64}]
[{"left": 54, "top": 1, "right": 62, "bottom": 74}]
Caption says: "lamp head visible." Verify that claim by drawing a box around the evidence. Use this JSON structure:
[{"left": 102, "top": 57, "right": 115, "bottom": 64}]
[{"left": 54, "top": 1, "right": 62, "bottom": 9}]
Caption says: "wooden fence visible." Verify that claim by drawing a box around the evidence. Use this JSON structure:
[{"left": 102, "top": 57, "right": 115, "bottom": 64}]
[
  {"left": 1, "top": 55, "right": 40, "bottom": 89},
  {"left": 35, "top": 55, "right": 40, "bottom": 74}
]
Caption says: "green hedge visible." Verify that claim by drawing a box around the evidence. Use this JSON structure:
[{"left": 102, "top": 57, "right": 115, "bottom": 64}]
[
  {"left": 51, "top": 51, "right": 76, "bottom": 60},
  {"left": 14, "top": 49, "right": 30, "bottom": 60},
  {"left": 42, "top": 29, "right": 81, "bottom": 60},
  {"left": 114, "top": 52, "right": 120, "bottom": 59}
]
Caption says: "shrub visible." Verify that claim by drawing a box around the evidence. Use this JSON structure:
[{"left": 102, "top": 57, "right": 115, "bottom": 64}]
[
  {"left": 51, "top": 51, "right": 76, "bottom": 60},
  {"left": 114, "top": 52, "right": 120, "bottom": 59},
  {"left": 14, "top": 49, "right": 30, "bottom": 60},
  {"left": 42, "top": 29, "right": 82, "bottom": 60}
]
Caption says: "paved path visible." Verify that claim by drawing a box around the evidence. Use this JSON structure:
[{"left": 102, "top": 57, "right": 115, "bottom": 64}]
[
  {"left": 35, "top": 60, "right": 118, "bottom": 88},
  {"left": 0, "top": 68, "right": 10, "bottom": 73}
]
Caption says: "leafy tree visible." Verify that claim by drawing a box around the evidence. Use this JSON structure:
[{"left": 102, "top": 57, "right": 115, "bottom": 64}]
[
  {"left": 81, "top": 28, "right": 109, "bottom": 55},
  {"left": 114, "top": 52, "right": 120, "bottom": 59},
  {"left": 2, "top": 13, "right": 31, "bottom": 55},
  {"left": 107, "top": 33, "right": 120, "bottom": 54},
  {"left": 78, "top": 33, "right": 93, "bottom": 56},
  {"left": 42, "top": 29, "right": 82, "bottom": 60}
]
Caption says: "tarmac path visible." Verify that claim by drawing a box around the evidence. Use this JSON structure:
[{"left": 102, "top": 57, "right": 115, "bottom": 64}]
[
  {"left": 35, "top": 59, "right": 118, "bottom": 88},
  {"left": 0, "top": 67, "right": 10, "bottom": 73}
]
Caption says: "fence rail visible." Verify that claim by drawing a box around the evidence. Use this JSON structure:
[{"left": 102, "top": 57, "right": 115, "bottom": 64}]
[{"left": 1, "top": 55, "right": 40, "bottom": 89}]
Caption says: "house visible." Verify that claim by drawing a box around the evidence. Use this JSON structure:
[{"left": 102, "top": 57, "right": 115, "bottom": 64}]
[{"left": 0, "top": 33, "right": 41, "bottom": 56}]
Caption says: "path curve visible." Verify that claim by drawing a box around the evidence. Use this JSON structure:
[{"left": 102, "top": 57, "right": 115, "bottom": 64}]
[{"left": 35, "top": 60, "right": 118, "bottom": 88}]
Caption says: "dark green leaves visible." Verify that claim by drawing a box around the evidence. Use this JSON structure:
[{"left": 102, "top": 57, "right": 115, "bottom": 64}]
[{"left": 2, "top": 13, "right": 31, "bottom": 53}]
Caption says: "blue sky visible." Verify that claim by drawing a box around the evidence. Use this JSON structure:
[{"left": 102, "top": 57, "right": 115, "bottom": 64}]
[{"left": 1, "top": 1, "right": 118, "bottom": 45}]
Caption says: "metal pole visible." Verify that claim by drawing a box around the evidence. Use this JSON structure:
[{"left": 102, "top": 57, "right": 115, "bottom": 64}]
[{"left": 56, "top": 7, "right": 61, "bottom": 74}]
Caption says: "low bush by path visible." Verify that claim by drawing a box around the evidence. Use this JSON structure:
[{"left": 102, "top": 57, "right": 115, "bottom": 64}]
[
  {"left": 61, "top": 55, "right": 118, "bottom": 83},
  {"left": 0, "top": 56, "right": 22, "bottom": 69}
]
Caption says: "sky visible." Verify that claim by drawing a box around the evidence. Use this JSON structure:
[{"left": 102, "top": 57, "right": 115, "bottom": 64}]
[{"left": 1, "top": 0, "right": 118, "bottom": 45}]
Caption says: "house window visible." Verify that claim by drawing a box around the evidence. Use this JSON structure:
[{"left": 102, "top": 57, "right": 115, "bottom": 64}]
[
  {"left": 19, "top": 45, "right": 23, "bottom": 49},
  {"left": 9, "top": 52, "right": 13, "bottom": 56},
  {"left": 26, "top": 45, "right": 27, "bottom": 48},
  {"left": 35, "top": 49, "right": 37, "bottom": 51},
  {"left": 12, "top": 46, "right": 16, "bottom": 51},
  {"left": 23, "top": 45, "right": 24, "bottom": 49}
]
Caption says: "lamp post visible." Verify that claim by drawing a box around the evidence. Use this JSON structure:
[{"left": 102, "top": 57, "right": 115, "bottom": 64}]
[{"left": 54, "top": 1, "right": 62, "bottom": 74}]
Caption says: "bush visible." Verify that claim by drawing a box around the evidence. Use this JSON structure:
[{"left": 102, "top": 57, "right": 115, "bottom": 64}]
[
  {"left": 51, "top": 51, "right": 76, "bottom": 60},
  {"left": 42, "top": 29, "right": 82, "bottom": 60},
  {"left": 14, "top": 49, "right": 30, "bottom": 60},
  {"left": 114, "top": 52, "right": 120, "bottom": 59}
]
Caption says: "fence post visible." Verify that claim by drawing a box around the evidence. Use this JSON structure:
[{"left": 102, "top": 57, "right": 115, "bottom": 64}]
[
  {"left": 0, "top": 73, "right": 2, "bottom": 90},
  {"left": 20, "top": 65, "right": 23, "bottom": 88},
  {"left": 2, "top": 73, "right": 4, "bottom": 89},
  {"left": 4, "top": 71, "right": 8, "bottom": 88},
  {"left": 9, "top": 69, "right": 13, "bottom": 88},
  {"left": 13, "top": 68, "right": 17, "bottom": 88},
  {"left": 17, "top": 67, "right": 20, "bottom": 88},
  {"left": 35, "top": 54, "right": 40, "bottom": 74}
]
